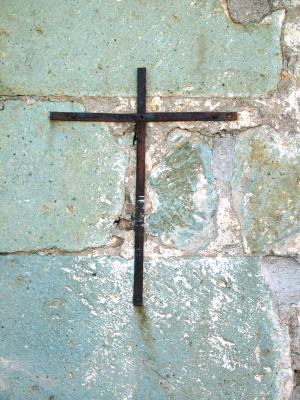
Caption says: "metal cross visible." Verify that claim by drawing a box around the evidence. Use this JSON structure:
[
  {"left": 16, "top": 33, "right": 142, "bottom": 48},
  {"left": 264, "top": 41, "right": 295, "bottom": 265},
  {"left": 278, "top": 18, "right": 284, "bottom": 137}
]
[{"left": 50, "top": 68, "right": 237, "bottom": 306}]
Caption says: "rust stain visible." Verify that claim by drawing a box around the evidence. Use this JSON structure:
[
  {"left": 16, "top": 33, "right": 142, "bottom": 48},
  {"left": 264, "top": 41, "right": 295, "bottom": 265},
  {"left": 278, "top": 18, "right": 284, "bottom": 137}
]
[
  {"left": 42, "top": 203, "right": 52, "bottom": 213},
  {"left": 66, "top": 204, "right": 75, "bottom": 213},
  {"left": 28, "top": 384, "right": 39, "bottom": 395},
  {"left": 15, "top": 275, "right": 25, "bottom": 284},
  {"left": 34, "top": 25, "right": 44, "bottom": 35}
]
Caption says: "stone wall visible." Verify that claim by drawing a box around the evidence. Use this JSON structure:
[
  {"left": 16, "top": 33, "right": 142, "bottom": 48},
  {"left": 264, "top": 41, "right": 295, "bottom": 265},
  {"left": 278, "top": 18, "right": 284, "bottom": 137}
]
[{"left": 0, "top": 1, "right": 299, "bottom": 399}]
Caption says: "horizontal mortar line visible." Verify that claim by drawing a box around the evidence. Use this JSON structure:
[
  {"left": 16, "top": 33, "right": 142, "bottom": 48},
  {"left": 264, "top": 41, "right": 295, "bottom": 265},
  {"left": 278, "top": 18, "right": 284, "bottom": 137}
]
[
  {"left": 50, "top": 111, "right": 237, "bottom": 122},
  {"left": 0, "top": 246, "right": 116, "bottom": 256},
  {"left": 0, "top": 94, "right": 260, "bottom": 102},
  {"left": 0, "top": 251, "right": 276, "bottom": 258}
]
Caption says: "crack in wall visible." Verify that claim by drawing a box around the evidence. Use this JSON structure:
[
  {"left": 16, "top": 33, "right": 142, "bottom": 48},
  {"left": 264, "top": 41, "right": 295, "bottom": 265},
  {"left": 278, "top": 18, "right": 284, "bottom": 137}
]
[{"left": 0, "top": 242, "right": 123, "bottom": 257}]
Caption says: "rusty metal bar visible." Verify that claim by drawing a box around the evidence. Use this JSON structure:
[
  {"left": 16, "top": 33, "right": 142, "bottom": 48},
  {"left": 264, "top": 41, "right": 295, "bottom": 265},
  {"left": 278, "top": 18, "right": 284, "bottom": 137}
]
[
  {"left": 133, "top": 67, "right": 147, "bottom": 307},
  {"left": 49, "top": 67, "right": 238, "bottom": 307},
  {"left": 50, "top": 111, "right": 237, "bottom": 122}
]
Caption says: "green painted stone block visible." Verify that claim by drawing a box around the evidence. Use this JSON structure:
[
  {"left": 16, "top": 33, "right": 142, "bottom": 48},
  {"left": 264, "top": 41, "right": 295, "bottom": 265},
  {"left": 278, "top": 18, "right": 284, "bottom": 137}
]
[
  {"left": 0, "top": 101, "right": 129, "bottom": 252},
  {"left": 232, "top": 127, "right": 300, "bottom": 253},
  {"left": 0, "top": 255, "right": 288, "bottom": 399},
  {"left": 0, "top": 1, "right": 283, "bottom": 97},
  {"left": 148, "top": 130, "right": 217, "bottom": 250}
]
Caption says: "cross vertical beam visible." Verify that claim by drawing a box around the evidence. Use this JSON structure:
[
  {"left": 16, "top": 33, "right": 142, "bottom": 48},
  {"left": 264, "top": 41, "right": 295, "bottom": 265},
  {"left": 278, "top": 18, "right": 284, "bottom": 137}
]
[{"left": 133, "top": 68, "right": 146, "bottom": 306}]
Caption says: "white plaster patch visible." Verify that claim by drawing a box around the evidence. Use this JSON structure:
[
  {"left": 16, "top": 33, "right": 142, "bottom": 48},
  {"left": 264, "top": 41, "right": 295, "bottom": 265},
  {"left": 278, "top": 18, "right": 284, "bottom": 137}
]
[
  {"left": 270, "top": 133, "right": 300, "bottom": 160},
  {"left": 284, "top": 21, "right": 300, "bottom": 50},
  {"left": 285, "top": 87, "right": 300, "bottom": 118},
  {"left": 205, "top": 194, "right": 243, "bottom": 256},
  {"left": 120, "top": 230, "right": 134, "bottom": 259},
  {"left": 192, "top": 173, "right": 208, "bottom": 208}
]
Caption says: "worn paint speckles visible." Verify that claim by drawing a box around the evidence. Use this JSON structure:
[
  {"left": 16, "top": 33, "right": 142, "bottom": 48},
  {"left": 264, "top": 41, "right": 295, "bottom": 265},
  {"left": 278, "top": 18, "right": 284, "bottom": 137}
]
[
  {"left": 0, "top": 1, "right": 283, "bottom": 97},
  {"left": 148, "top": 130, "right": 217, "bottom": 251},
  {"left": 0, "top": 255, "right": 291, "bottom": 399},
  {"left": 0, "top": 101, "right": 129, "bottom": 252},
  {"left": 231, "top": 126, "right": 300, "bottom": 254}
]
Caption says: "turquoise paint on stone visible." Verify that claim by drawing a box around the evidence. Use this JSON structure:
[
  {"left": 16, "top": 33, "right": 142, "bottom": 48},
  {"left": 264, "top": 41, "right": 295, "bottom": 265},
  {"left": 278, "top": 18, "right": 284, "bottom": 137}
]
[
  {"left": 0, "top": 101, "right": 129, "bottom": 252},
  {"left": 0, "top": 1, "right": 283, "bottom": 97},
  {"left": 148, "top": 131, "right": 217, "bottom": 250},
  {"left": 0, "top": 255, "right": 286, "bottom": 399},
  {"left": 231, "top": 127, "right": 300, "bottom": 253}
]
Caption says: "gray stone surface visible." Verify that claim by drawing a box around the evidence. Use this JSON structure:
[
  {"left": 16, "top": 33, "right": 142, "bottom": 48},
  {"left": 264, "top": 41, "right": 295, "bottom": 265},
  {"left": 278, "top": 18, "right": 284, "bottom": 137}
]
[
  {"left": 261, "top": 257, "right": 300, "bottom": 311},
  {"left": 227, "top": 0, "right": 272, "bottom": 25},
  {"left": 0, "top": 255, "right": 292, "bottom": 399},
  {"left": 0, "top": 101, "right": 129, "bottom": 252},
  {"left": 291, "top": 386, "right": 300, "bottom": 400},
  {"left": 261, "top": 257, "right": 300, "bottom": 370}
]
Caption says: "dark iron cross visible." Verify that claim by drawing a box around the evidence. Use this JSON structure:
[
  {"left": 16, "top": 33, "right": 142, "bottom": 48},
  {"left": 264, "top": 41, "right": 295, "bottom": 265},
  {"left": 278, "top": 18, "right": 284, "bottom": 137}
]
[{"left": 50, "top": 68, "right": 237, "bottom": 306}]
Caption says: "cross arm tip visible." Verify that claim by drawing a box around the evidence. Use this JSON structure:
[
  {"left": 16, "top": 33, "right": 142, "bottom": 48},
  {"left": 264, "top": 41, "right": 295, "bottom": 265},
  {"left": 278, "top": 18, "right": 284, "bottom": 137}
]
[
  {"left": 231, "top": 112, "right": 238, "bottom": 121},
  {"left": 49, "top": 111, "right": 60, "bottom": 120}
]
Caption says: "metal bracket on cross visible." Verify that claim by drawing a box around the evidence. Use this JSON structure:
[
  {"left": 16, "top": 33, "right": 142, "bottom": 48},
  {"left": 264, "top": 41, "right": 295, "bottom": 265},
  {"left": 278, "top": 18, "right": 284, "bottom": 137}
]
[{"left": 50, "top": 68, "right": 237, "bottom": 306}]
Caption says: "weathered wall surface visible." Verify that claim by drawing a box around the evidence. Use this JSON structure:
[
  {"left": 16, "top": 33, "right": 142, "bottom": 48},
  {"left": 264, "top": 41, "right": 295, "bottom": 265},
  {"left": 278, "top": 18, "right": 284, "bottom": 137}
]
[
  {"left": 0, "top": 256, "right": 292, "bottom": 399},
  {"left": 0, "top": 0, "right": 300, "bottom": 399},
  {"left": 0, "top": 1, "right": 283, "bottom": 97}
]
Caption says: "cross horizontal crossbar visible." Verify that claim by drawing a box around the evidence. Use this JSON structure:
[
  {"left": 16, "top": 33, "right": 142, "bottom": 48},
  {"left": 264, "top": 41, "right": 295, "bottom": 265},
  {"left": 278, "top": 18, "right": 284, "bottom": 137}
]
[{"left": 50, "top": 111, "right": 237, "bottom": 123}]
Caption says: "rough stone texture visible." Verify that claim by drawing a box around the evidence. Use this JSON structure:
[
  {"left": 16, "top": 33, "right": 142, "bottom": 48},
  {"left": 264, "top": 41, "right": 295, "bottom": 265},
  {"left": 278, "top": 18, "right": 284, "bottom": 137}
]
[
  {"left": 0, "top": 0, "right": 300, "bottom": 398},
  {"left": 227, "top": 0, "right": 272, "bottom": 25},
  {"left": 261, "top": 257, "right": 300, "bottom": 398},
  {"left": 261, "top": 257, "right": 300, "bottom": 369},
  {"left": 292, "top": 387, "right": 300, "bottom": 400},
  {"left": 0, "top": 101, "right": 129, "bottom": 252},
  {"left": 148, "top": 130, "right": 217, "bottom": 251},
  {"left": 231, "top": 126, "right": 300, "bottom": 255},
  {"left": 0, "top": 1, "right": 283, "bottom": 97},
  {"left": 292, "top": 371, "right": 300, "bottom": 400},
  {"left": 0, "top": 255, "right": 292, "bottom": 400}
]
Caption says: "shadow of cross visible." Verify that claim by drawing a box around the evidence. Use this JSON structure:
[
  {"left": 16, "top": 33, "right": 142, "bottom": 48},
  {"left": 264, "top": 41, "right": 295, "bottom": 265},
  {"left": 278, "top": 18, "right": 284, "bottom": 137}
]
[{"left": 50, "top": 68, "right": 237, "bottom": 307}]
